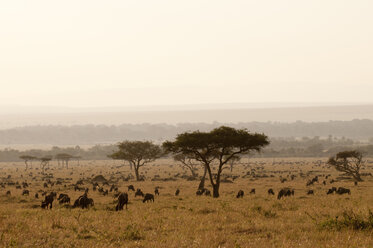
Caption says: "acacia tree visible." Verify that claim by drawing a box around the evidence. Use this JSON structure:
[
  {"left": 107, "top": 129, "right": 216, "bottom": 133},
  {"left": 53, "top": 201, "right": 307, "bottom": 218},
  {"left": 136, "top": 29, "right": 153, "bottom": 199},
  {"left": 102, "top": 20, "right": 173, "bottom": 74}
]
[
  {"left": 163, "top": 126, "right": 269, "bottom": 198},
  {"left": 39, "top": 156, "right": 52, "bottom": 174},
  {"left": 327, "top": 150, "right": 364, "bottom": 182},
  {"left": 55, "top": 153, "right": 74, "bottom": 169},
  {"left": 19, "top": 155, "right": 37, "bottom": 170},
  {"left": 109, "top": 141, "right": 163, "bottom": 181}
]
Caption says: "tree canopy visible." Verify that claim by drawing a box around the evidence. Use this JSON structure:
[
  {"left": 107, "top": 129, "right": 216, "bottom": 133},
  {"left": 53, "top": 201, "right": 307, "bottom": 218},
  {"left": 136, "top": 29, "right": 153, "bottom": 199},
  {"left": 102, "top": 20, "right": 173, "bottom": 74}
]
[
  {"left": 163, "top": 126, "right": 269, "bottom": 197},
  {"left": 108, "top": 141, "right": 163, "bottom": 181},
  {"left": 327, "top": 150, "right": 364, "bottom": 181}
]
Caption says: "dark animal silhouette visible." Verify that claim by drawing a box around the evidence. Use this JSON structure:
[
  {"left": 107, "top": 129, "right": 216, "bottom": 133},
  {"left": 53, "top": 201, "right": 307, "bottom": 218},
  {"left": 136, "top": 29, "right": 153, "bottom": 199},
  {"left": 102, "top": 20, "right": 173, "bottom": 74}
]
[
  {"left": 116, "top": 193, "right": 129, "bottom": 211},
  {"left": 268, "top": 189, "right": 275, "bottom": 195},
  {"left": 250, "top": 188, "right": 256, "bottom": 194},
  {"left": 327, "top": 187, "right": 337, "bottom": 195},
  {"left": 6, "top": 190, "right": 11, "bottom": 196},
  {"left": 307, "top": 190, "right": 314, "bottom": 195},
  {"left": 35, "top": 193, "right": 39, "bottom": 198},
  {"left": 41, "top": 192, "right": 56, "bottom": 209},
  {"left": 143, "top": 193, "right": 154, "bottom": 203},
  {"left": 135, "top": 189, "right": 144, "bottom": 197},
  {"left": 336, "top": 187, "right": 351, "bottom": 195},
  {"left": 154, "top": 188, "right": 159, "bottom": 195},
  {"left": 277, "top": 188, "right": 294, "bottom": 199},
  {"left": 22, "top": 190, "right": 29, "bottom": 196},
  {"left": 73, "top": 193, "right": 94, "bottom": 209},
  {"left": 175, "top": 189, "right": 180, "bottom": 196},
  {"left": 58, "top": 193, "right": 70, "bottom": 204},
  {"left": 236, "top": 190, "right": 244, "bottom": 198},
  {"left": 128, "top": 185, "right": 135, "bottom": 191}
]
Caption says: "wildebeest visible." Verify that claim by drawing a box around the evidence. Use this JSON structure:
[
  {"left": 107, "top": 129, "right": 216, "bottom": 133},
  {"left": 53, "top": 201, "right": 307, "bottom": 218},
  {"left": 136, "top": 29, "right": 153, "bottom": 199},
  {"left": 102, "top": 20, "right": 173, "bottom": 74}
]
[
  {"left": 116, "top": 193, "right": 129, "bottom": 211},
  {"left": 22, "top": 190, "right": 29, "bottom": 196},
  {"left": 41, "top": 192, "right": 57, "bottom": 209},
  {"left": 327, "top": 187, "right": 337, "bottom": 195},
  {"left": 135, "top": 189, "right": 144, "bottom": 197},
  {"left": 58, "top": 193, "right": 70, "bottom": 204},
  {"left": 154, "top": 188, "right": 159, "bottom": 195},
  {"left": 277, "top": 188, "right": 294, "bottom": 199},
  {"left": 336, "top": 187, "right": 351, "bottom": 195},
  {"left": 175, "top": 189, "right": 180, "bottom": 196},
  {"left": 307, "top": 190, "right": 314, "bottom": 195},
  {"left": 6, "top": 190, "right": 11, "bottom": 196},
  {"left": 204, "top": 189, "right": 211, "bottom": 196},
  {"left": 250, "top": 189, "right": 256, "bottom": 194},
  {"left": 143, "top": 193, "right": 154, "bottom": 203},
  {"left": 268, "top": 189, "right": 275, "bottom": 195},
  {"left": 35, "top": 193, "right": 39, "bottom": 198},
  {"left": 128, "top": 185, "right": 135, "bottom": 191},
  {"left": 236, "top": 190, "right": 244, "bottom": 198},
  {"left": 43, "top": 182, "right": 48, "bottom": 188},
  {"left": 73, "top": 193, "right": 94, "bottom": 209}
]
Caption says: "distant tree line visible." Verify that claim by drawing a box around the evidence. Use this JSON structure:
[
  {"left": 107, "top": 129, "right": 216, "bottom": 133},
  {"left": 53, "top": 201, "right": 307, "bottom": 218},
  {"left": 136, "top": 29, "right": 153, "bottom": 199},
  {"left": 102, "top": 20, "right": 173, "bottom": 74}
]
[
  {"left": 0, "top": 119, "right": 373, "bottom": 146},
  {"left": 0, "top": 137, "right": 373, "bottom": 162}
]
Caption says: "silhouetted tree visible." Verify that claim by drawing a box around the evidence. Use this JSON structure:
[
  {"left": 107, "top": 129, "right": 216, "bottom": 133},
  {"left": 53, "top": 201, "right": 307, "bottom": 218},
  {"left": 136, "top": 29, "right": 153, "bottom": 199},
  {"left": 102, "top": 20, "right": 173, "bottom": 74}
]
[
  {"left": 19, "top": 155, "right": 37, "bottom": 170},
  {"left": 327, "top": 150, "right": 364, "bottom": 182},
  {"left": 39, "top": 156, "right": 52, "bottom": 174},
  {"left": 55, "top": 153, "right": 74, "bottom": 169},
  {"left": 163, "top": 126, "right": 269, "bottom": 198},
  {"left": 109, "top": 141, "right": 163, "bottom": 181}
]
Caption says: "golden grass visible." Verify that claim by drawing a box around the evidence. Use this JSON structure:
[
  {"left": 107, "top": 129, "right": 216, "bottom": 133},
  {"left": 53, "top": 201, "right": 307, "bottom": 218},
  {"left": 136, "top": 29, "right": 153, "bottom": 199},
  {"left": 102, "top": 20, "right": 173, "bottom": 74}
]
[{"left": 1, "top": 158, "right": 373, "bottom": 247}]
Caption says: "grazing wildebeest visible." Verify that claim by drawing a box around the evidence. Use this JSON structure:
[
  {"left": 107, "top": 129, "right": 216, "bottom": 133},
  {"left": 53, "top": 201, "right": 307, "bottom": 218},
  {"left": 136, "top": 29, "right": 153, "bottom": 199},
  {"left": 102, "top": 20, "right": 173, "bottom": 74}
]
[
  {"left": 6, "top": 190, "right": 11, "bottom": 196},
  {"left": 58, "top": 193, "right": 70, "bottom": 204},
  {"left": 327, "top": 187, "right": 337, "bottom": 195},
  {"left": 277, "top": 188, "right": 294, "bottom": 199},
  {"left": 154, "top": 188, "right": 159, "bottom": 195},
  {"left": 236, "top": 190, "right": 244, "bottom": 198},
  {"left": 268, "top": 189, "right": 275, "bottom": 195},
  {"left": 336, "top": 187, "right": 351, "bottom": 195},
  {"left": 250, "top": 189, "right": 256, "bottom": 194},
  {"left": 22, "top": 190, "right": 29, "bottom": 196},
  {"left": 307, "top": 190, "right": 314, "bottom": 195},
  {"left": 175, "top": 189, "right": 180, "bottom": 196},
  {"left": 143, "top": 193, "right": 154, "bottom": 203},
  {"left": 41, "top": 192, "right": 56, "bottom": 209},
  {"left": 354, "top": 181, "right": 358, "bottom": 186},
  {"left": 135, "top": 189, "right": 144, "bottom": 197},
  {"left": 116, "top": 193, "right": 129, "bottom": 211},
  {"left": 16, "top": 185, "right": 21, "bottom": 189},
  {"left": 128, "top": 185, "right": 135, "bottom": 191},
  {"left": 73, "top": 193, "right": 94, "bottom": 209},
  {"left": 35, "top": 193, "right": 39, "bottom": 198},
  {"left": 43, "top": 182, "right": 48, "bottom": 188}
]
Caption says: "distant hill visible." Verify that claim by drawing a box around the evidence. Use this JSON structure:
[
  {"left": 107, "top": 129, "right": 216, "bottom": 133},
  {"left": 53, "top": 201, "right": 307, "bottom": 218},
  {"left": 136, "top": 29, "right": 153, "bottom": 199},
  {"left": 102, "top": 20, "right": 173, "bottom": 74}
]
[
  {"left": 0, "top": 104, "right": 373, "bottom": 129},
  {"left": 0, "top": 119, "right": 373, "bottom": 147}
]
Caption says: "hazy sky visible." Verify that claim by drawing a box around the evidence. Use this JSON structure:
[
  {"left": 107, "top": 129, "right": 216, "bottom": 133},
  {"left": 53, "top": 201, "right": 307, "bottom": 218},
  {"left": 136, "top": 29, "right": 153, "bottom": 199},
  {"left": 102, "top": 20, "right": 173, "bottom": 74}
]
[{"left": 1, "top": 1, "right": 372, "bottom": 107}]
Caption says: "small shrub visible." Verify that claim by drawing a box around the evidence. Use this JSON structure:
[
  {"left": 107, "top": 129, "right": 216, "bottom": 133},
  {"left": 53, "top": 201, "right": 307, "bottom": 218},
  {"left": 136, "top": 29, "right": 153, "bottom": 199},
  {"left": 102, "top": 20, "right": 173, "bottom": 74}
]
[
  {"left": 121, "top": 225, "right": 143, "bottom": 241},
  {"left": 319, "top": 209, "right": 373, "bottom": 230}
]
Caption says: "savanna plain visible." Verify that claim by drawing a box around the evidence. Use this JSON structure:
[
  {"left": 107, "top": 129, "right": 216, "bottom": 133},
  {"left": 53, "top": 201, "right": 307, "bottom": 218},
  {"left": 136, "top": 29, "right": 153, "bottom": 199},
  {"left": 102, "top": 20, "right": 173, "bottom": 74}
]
[{"left": 1, "top": 158, "right": 373, "bottom": 248}]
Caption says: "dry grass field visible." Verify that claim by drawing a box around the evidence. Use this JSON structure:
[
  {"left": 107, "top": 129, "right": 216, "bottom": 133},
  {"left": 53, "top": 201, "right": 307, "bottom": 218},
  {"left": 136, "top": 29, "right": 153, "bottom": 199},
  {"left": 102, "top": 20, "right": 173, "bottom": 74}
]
[{"left": 1, "top": 158, "right": 373, "bottom": 248}]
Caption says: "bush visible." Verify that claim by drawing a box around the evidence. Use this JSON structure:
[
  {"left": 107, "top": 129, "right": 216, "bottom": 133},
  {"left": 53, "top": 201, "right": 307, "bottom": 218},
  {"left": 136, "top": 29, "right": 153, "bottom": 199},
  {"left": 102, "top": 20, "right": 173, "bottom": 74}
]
[{"left": 319, "top": 209, "right": 373, "bottom": 230}]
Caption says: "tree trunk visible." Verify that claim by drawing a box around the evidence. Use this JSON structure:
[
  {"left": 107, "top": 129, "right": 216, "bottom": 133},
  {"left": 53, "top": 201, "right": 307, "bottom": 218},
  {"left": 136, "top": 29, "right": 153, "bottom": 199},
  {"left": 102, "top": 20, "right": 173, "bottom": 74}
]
[
  {"left": 353, "top": 173, "right": 363, "bottom": 182},
  {"left": 134, "top": 166, "right": 140, "bottom": 181},
  {"left": 198, "top": 166, "right": 207, "bottom": 190},
  {"left": 212, "top": 183, "right": 220, "bottom": 198}
]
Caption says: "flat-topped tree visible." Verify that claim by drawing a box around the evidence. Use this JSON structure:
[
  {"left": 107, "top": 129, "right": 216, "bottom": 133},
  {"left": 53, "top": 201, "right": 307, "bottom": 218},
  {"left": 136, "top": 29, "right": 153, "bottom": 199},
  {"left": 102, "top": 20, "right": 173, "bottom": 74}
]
[
  {"left": 39, "top": 156, "right": 52, "bottom": 174},
  {"left": 327, "top": 150, "right": 364, "bottom": 182},
  {"left": 19, "top": 155, "right": 37, "bottom": 170},
  {"left": 55, "top": 153, "right": 74, "bottom": 169},
  {"left": 163, "top": 126, "right": 269, "bottom": 198},
  {"left": 109, "top": 141, "right": 163, "bottom": 181}
]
